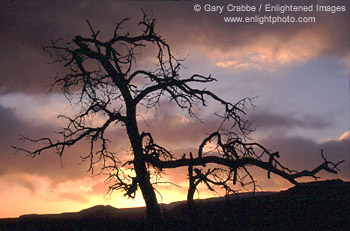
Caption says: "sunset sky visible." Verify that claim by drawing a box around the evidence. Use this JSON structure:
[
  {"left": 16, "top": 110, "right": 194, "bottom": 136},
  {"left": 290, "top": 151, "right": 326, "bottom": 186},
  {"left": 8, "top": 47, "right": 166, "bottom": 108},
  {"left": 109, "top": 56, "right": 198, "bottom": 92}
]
[{"left": 0, "top": 0, "right": 349, "bottom": 218}]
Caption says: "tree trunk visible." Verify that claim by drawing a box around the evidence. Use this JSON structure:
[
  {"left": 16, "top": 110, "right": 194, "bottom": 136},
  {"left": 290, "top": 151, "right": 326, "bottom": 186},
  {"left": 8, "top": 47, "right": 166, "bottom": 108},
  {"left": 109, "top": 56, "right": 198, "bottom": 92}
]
[
  {"left": 134, "top": 152, "right": 161, "bottom": 220},
  {"left": 134, "top": 155, "right": 162, "bottom": 229},
  {"left": 125, "top": 108, "right": 161, "bottom": 225},
  {"left": 187, "top": 165, "right": 196, "bottom": 206},
  {"left": 186, "top": 165, "right": 197, "bottom": 230}
]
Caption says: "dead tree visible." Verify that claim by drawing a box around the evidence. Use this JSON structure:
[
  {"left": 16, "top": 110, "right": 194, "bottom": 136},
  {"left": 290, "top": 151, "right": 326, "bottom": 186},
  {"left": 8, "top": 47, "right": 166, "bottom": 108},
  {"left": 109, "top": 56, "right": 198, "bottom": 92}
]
[{"left": 13, "top": 13, "right": 344, "bottom": 223}]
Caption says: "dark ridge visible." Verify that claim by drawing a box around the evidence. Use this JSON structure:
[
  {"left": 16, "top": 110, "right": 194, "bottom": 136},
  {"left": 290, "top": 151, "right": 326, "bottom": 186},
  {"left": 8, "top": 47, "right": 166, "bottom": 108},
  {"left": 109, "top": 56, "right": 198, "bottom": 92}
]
[
  {"left": 283, "top": 178, "right": 349, "bottom": 197},
  {"left": 1, "top": 179, "right": 349, "bottom": 231},
  {"left": 77, "top": 205, "right": 120, "bottom": 219},
  {"left": 18, "top": 205, "right": 147, "bottom": 221}
]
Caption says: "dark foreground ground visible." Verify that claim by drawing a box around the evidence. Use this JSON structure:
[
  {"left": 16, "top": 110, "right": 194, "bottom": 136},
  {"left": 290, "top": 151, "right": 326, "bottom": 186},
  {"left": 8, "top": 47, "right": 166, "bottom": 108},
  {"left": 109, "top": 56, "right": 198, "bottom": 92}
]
[{"left": 1, "top": 179, "right": 349, "bottom": 231}]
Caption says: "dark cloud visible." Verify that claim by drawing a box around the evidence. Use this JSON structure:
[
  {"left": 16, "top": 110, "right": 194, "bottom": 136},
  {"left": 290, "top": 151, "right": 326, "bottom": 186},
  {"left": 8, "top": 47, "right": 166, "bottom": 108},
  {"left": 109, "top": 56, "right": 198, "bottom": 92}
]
[
  {"left": 0, "top": 104, "right": 93, "bottom": 182},
  {"left": 0, "top": 1, "right": 74, "bottom": 93},
  {"left": 260, "top": 134, "right": 349, "bottom": 180},
  {"left": 138, "top": 102, "right": 223, "bottom": 150},
  {"left": 0, "top": 0, "right": 348, "bottom": 94},
  {"left": 1, "top": 98, "right": 346, "bottom": 190},
  {"left": 249, "top": 109, "right": 331, "bottom": 131}
]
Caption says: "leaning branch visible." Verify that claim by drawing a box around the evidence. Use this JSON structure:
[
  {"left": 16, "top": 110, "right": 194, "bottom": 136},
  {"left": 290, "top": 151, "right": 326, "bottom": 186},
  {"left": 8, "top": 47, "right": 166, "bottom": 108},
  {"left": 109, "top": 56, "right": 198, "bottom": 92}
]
[{"left": 144, "top": 152, "right": 344, "bottom": 185}]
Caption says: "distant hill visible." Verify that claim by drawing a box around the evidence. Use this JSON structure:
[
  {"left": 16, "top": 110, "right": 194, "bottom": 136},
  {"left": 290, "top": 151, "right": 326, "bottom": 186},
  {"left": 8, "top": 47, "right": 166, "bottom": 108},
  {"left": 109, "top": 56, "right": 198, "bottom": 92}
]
[
  {"left": 18, "top": 205, "right": 147, "bottom": 221},
  {"left": 1, "top": 179, "right": 349, "bottom": 231},
  {"left": 167, "top": 179, "right": 350, "bottom": 231}
]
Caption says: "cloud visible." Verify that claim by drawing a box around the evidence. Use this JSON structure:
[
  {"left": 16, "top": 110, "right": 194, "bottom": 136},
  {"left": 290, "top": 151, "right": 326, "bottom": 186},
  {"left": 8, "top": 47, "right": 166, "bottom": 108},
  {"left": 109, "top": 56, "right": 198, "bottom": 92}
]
[
  {"left": 210, "top": 31, "right": 333, "bottom": 71},
  {"left": 155, "top": 0, "right": 349, "bottom": 71},
  {"left": 249, "top": 109, "right": 331, "bottom": 131},
  {"left": 152, "top": 131, "right": 349, "bottom": 195},
  {"left": 91, "top": 181, "right": 109, "bottom": 195},
  {"left": 339, "top": 131, "right": 350, "bottom": 141},
  {"left": 0, "top": 45, "right": 59, "bottom": 94},
  {"left": 0, "top": 0, "right": 78, "bottom": 94},
  {"left": 137, "top": 101, "right": 226, "bottom": 152},
  {"left": 0, "top": 93, "right": 70, "bottom": 127},
  {"left": 260, "top": 131, "right": 349, "bottom": 180},
  {"left": 0, "top": 103, "right": 94, "bottom": 182},
  {"left": 0, "top": 173, "right": 120, "bottom": 217},
  {"left": 0, "top": 0, "right": 348, "bottom": 94}
]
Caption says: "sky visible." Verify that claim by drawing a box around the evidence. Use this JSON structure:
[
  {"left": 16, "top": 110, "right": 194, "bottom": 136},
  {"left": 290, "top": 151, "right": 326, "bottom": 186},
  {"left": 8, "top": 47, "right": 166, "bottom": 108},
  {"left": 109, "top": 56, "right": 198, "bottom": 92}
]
[{"left": 0, "top": 0, "right": 349, "bottom": 218}]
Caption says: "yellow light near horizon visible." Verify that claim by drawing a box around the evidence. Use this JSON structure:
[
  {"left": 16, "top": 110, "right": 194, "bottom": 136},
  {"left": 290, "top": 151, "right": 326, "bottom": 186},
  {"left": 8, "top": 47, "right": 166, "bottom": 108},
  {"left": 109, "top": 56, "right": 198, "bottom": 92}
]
[{"left": 2, "top": 171, "right": 348, "bottom": 219}]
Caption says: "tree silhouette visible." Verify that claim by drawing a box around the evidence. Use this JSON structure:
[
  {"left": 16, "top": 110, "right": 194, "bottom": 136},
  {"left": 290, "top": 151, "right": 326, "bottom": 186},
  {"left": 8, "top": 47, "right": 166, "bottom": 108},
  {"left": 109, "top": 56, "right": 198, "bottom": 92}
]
[{"left": 13, "top": 13, "right": 344, "bottom": 225}]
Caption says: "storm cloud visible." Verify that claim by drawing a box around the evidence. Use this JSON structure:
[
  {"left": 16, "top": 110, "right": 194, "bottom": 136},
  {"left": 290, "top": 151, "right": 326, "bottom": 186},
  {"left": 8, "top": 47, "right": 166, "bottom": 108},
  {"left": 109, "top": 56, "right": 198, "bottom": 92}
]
[{"left": 1, "top": 0, "right": 349, "bottom": 93}]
